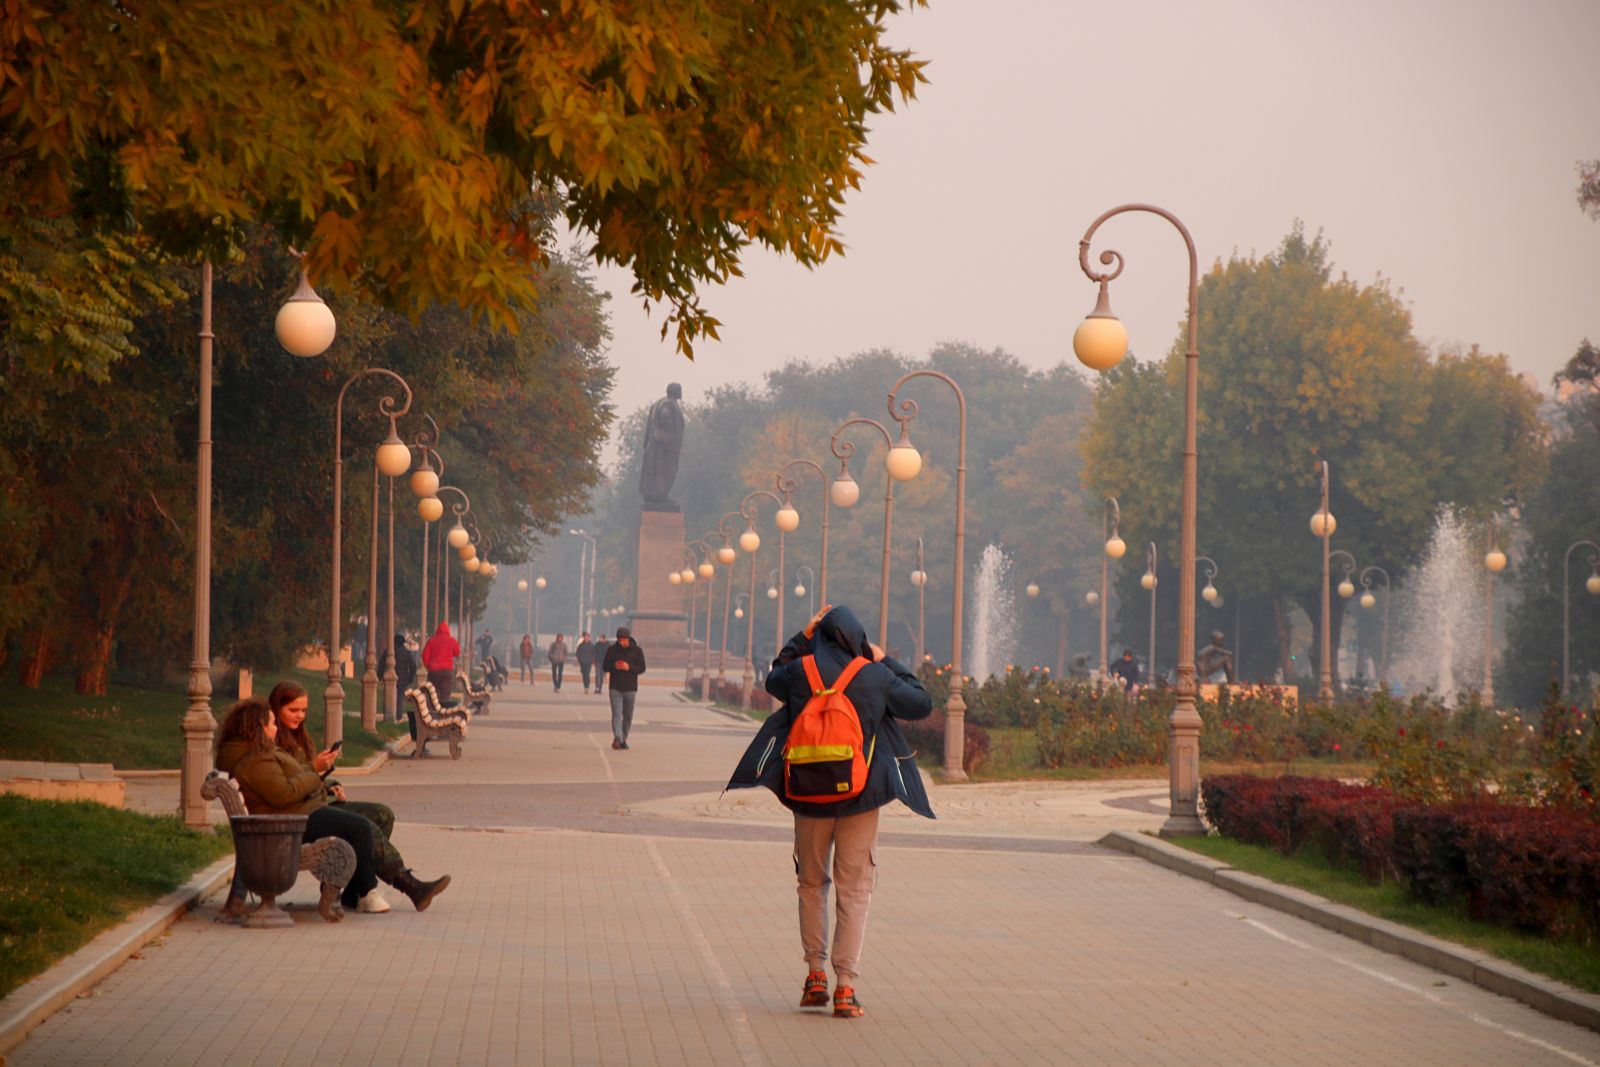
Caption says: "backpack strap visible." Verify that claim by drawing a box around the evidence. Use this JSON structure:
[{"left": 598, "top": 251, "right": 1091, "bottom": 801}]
[
  {"left": 832, "top": 656, "right": 871, "bottom": 693},
  {"left": 800, "top": 654, "right": 870, "bottom": 696},
  {"left": 801, "top": 655, "right": 825, "bottom": 695}
]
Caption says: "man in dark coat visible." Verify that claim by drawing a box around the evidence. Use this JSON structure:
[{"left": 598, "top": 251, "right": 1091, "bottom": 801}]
[
  {"left": 725, "top": 604, "right": 933, "bottom": 1019},
  {"left": 575, "top": 632, "right": 595, "bottom": 693},
  {"left": 601, "top": 628, "right": 645, "bottom": 748}
]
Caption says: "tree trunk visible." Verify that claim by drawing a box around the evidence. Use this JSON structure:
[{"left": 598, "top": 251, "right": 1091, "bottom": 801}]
[
  {"left": 18, "top": 631, "right": 52, "bottom": 688},
  {"left": 74, "top": 572, "right": 133, "bottom": 696},
  {"left": 1273, "top": 598, "right": 1293, "bottom": 681},
  {"left": 74, "top": 622, "right": 115, "bottom": 696}
]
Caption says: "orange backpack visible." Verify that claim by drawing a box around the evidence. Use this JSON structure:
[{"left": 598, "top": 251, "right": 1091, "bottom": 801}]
[{"left": 785, "top": 655, "right": 874, "bottom": 803}]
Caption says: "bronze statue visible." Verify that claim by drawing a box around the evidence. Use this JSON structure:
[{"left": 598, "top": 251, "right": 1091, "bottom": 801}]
[
  {"left": 1196, "top": 630, "right": 1235, "bottom": 684},
  {"left": 639, "top": 383, "right": 685, "bottom": 509}
]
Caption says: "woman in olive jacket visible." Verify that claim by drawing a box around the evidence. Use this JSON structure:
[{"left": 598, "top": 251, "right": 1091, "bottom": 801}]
[
  {"left": 216, "top": 700, "right": 381, "bottom": 909},
  {"left": 725, "top": 604, "right": 933, "bottom": 1019}
]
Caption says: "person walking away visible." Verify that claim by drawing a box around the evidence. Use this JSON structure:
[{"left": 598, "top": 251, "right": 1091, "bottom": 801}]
[
  {"left": 548, "top": 633, "right": 568, "bottom": 692},
  {"left": 575, "top": 632, "right": 595, "bottom": 693},
  {"left": 519, "top": 633, "right": 535, "bottom": 684},
  {"left": 421, "top": 621, "right": 460, "bottom": 699},
  {"left": 725, "top": 604, "right": 934, "bottom": 1019},
  {"left": 602, "top": 628, "right": 646, "bottom": 748},
  {"left": 394, "top": 633, "right": 417, "bottom": 693},
  {"left": 1109, "top": 647, "right": 1142, "bottom": 698},
  {"left": 475, "top": 628, "right": 494, "bottom": 670},
  {"left": 592, "top": 633, "right": 611, "bottom": 695}
]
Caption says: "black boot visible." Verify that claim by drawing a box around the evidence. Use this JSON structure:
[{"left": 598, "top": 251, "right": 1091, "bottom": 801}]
[{"left": 393, "top": 868, "right": 451, "bottom": 911}]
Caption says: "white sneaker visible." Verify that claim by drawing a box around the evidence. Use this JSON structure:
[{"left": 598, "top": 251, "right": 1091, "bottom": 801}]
[{"left": 358, "top": 888, "right": 392, "bottom": 913}]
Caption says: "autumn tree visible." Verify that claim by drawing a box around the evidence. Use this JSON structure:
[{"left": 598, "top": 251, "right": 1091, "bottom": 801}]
[{"left": 1, "top": 0, "right": 926, "bottom": 361}]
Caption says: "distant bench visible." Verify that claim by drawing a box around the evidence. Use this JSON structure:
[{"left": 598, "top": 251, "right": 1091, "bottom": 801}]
[{"left": 405, "top": 680, "right": 471, "bottom": 759}]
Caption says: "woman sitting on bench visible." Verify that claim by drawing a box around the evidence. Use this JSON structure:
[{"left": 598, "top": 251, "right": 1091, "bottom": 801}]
[{"left": 217, "top": 691, "right": 451, "bottom": 913}]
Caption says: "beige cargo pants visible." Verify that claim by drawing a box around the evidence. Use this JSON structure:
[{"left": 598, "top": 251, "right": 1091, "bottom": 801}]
[{"left": 794, "top": 807, "right": 881, "bottom": 986}]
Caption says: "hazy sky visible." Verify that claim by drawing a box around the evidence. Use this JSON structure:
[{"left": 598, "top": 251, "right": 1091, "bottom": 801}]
[{"left": 587, "top": 0, "right": 1599, "bottom": 463}]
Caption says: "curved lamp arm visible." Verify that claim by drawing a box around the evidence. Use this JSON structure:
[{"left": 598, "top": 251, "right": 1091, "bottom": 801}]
[{"left": 1359, "top": 565, "right": 1391, "bottom": 592}]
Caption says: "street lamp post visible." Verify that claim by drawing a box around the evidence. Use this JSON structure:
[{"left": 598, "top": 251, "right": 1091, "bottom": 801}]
[
  {"left": 1328, "top": 548, "right": 1358, "bottom": 691},
  {"left": 1484, "top": 515, "right": 1508, "bottom": 705},
  {"left": 569, "top": 529, "right": 597, "bottom": 637},
  {"left": 779, "top": 459, "right": 832, "bottom": 602},
  {"left": 1311, "top": 460, "right": 1337, "bottom": 702},
  {"left": 680, "top": 546, "right": 702, "bottom": 693},
  {"left": 830, "top": 417, "right": 898, "bottom": 650},
  {"left": 886, "top": 370, "right": 969, "bottom": 782},
  {"left": 738, "top": 490, "right": 783, "bottom": 708},
  {"left": 911, "top": 537, "right": 927, "bottom": 666},
  {"left": 1564, "top": 541, "right": 1600, "bottom": 696},
  {"left": 325, "top": 369, "right": 414, "bottom": 749},
  {"left": 1072, "top": 202, "right": 1203, "bottom": 836},
  {"left": 361, "top": 462, "right": 381, "bottom": 728},
  {"left": 794, "top": 564, "right": 816, "bottom": 618},
  {"left": 1358, "top": 565, "right": 1392, "bottom": 687},
  {"left": 715, "top": 512, "right": 743, "bottom": 694},
  {"left": 1143, "top": 543, "right": 1158, "bottom": 688},
  {"left": 766, "top": 474, "right": 800, "bottom": 664},
  {"left": 698, "top": 539, "right": 717, "bottom": 694},
  {"left": 1100, "top": 497, "right": 1124, "bottom": 676}
]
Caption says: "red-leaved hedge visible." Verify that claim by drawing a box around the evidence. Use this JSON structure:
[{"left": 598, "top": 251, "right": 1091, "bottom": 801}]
[{"left": 1202, "top": 775, "right": 1600, "bottom": 944}]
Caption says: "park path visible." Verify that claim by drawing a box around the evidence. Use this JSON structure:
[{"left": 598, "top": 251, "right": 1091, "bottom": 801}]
[{"left": 15, "top": 681, "right": 1600, "bottom": 1066}]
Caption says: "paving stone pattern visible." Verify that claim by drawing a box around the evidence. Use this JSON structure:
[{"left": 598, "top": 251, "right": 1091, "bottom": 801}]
[{"left": 17, "top": 684, "right": 1600, "bottom": 1065}]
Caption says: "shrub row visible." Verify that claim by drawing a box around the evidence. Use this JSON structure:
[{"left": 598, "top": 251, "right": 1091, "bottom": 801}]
[
  {"left": 1202, "top": 775, "right": 1600, "bottom": 944},
  {"left": 899, "top": 712, "right": 991, "bottom": 776}
]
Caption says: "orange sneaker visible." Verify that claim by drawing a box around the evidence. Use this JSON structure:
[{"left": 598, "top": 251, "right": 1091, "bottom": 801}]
[
  {"left": 832, "top": 985, "right": 864, "bottom": 1018},
  {"left": 800, "top": 970, "right": 829, "bottom": 1008}
]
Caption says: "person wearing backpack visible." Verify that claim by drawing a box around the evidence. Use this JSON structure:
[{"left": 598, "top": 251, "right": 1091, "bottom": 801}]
[{"left": 724, "top": 603, "right": 933, "bottom": 1019}]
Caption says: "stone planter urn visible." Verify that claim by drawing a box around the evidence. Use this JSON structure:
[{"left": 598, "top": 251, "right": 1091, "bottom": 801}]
[{"left": 231, "top": 814, "right": 308, "bottom": 928}]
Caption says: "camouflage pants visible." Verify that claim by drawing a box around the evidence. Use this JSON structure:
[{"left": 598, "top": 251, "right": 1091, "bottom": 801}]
[{"left": 338, "top": 800, "right": 407, "bottom": 881}]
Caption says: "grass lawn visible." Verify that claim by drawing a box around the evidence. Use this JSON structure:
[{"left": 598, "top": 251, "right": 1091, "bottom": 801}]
[
  {"left": 0, "top": 669, "right": 407, "bottom": 770},
  {"left": 0, "top": 795, "right": 233, "bottom": 999},
  {"left": 967, "top": 726, "right": 1374, "bottom": 782},
  {"left": 1172, "top": 835, "right": 1600, "bottom": 996}
]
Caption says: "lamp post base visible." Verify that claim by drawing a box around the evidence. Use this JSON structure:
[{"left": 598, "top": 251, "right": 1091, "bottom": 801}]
[
  {"left": 1163, "top": 698, "right": 1205, "bottom": 837},
  {"left": 1158, "top": 813, "right": 1208, "bottom": 838},
  {"left": 740, "top": 670, "right": 754, "bottom": 709}
]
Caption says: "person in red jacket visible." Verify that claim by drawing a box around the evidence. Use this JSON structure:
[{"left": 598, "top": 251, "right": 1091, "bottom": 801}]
[{"left": 421, "top": 621, "right": 460, "bottom": 698}]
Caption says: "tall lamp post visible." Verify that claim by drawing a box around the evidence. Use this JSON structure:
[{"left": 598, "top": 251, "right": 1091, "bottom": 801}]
[
  {"left": 1564, "top": 541, "right": 1600, "bottom": 696},
  {"left": 911, "top": 537, "right": 928, "bottom": 666},
  {"left": 794, "top": 565, "right": 816, "bottom": 618},
  {"left": 1328, "top": 548, "right": 1358, "bottom": 691},
  {"left": 1142, "top": 543, "right": 1158, "bottom": 687},
  {"left": 1100, "top": 497, "right": 1124, "bottom": 676},
  {"left": 1358, "top": 566, "right": 1392, "bottom": 687},
  {"left": 886, "top": 370, "right": 969, "bottom": 781},
  {"left": 715, "top": 513, "right": 743, "bottom": 693},
  {"left": 570, "top": 529, "right": 597, "bottom": 636},
  {"left": 433, "top": 486, "right": 473, "bottom": 652},
  {"left": 767, "top": 473, "right": 803, "bottom": 661},
  {"left": 325, "top": 369, "right": 415, "bottom": 749},
  {"left": 738, "top": 490, "right": 783, "bottom": 707},
  {"left": 1484, "top": 515, "right": 1508, "bottom": 705},
  {"left": 1072, "top": 202, "right": 1203, "bottom": 836},
  {"left": 697, "top": 538, "right": 718, "bottom": 693},
  {"left": 180, "top": 260, "right": 336, "bottom": 827},
  {"left": 830, "top": 417, "right": 898, "bottom": 649},
  {"left": 778, "top": 459, "right": 832, "bottom": 602},
  {"left": 1311, "top": 460, "right": 1337, "bottom": 702},
  {"left": 679, "top": 546, "right": 702, "bottom": 693},
  {"left": 407, "top": 417, "right": 443, "bottom": 713}
]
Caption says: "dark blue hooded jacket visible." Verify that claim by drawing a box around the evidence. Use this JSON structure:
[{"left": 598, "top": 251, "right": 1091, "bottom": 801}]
[{"left": 725, "top": 605, "right": 936, "bottom": 819}]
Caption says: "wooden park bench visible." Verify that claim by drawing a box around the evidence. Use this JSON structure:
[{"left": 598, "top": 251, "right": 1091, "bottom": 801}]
[
  {"left": 455, "top": 671, "right": 492, "bottom": 716},
  {"left": 406, "top": 680, "right": 471, "bottom": 759},
  {"left": 202, "top": 772, "right": 357, "bottom": 924}
]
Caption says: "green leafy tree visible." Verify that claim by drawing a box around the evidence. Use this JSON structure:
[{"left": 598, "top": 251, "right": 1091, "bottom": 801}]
[{"left": 1081, "top": 226, "right": 1545, "bottom": 691}]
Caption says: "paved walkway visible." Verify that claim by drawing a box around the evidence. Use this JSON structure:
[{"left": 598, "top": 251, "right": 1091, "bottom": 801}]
[{"left": 16, "top": 684, "right": 1600, "bottom": 1066}]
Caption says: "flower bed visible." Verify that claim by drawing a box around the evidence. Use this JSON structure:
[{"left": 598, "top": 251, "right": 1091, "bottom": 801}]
[{"left": 1202, "top": 774, "right": 1600, "bottom": 944}]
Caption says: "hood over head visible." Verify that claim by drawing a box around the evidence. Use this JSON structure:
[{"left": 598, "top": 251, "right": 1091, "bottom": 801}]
[
  {"left": 815, "top": 605, "right": 871, "bottom": 661},
  {"left": 434, "top": 621, "right": 451, "bottom": 636}
]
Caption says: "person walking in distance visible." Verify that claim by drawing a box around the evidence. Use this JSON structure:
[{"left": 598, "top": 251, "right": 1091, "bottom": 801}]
[
  {"left": 421, "top": 621, "right": 460, "bottom": 699},
  {"left": 725, "top": 604, "right": 934, "bottom": 1019},
  {"left": 592, "top": 633, "right": 611, "bottom": 695},
  {"left": 575, "top": 632, "right": 595, "bottom": 693},
  {"left": 602, "top": 627, "right": 646, "bottom": 748},
  {"left": 519, "top": 633, "right": 535, "bottom": 685},
  {"left": 547, "top": 633, "right": 568, "bottom": 692}
]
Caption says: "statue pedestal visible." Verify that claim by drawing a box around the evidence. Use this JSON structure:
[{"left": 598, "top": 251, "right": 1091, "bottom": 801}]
[{"left": 631, "top": 509, "right": 693, "bottom": 667}]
